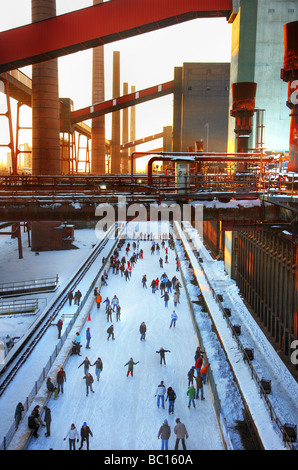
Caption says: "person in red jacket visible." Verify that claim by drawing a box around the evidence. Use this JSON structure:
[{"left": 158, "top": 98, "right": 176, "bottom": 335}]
[{"left": 195, "top": 356, "right": 203, "bottom": 376}]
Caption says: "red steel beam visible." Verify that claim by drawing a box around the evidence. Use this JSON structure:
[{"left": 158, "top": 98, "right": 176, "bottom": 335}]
[
  {"left": 71, "top": 81, "right": 174, "bottom": 123},
  {"left": 0, "top": 0, "right": 233, "bottom": 73}
]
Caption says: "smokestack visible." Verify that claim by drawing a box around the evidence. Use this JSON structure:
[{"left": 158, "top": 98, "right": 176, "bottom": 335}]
[
  {"left": 31, "top": 0, "right": 60, "bottom": 175},
  {"left": 111, "top": 51, "right": 121, "bottom": 173},
  {"left": 91, "top": 0, "right": 106, "bottom": 174},
  {"left": 281, "top": 21, "right": 298, "bottom": 172},
  {"left": 130, "top": 85, "right": 136, "bottom": 174},
  {"left": 122, "top": 82, "right": 129, "bottom": 173}
]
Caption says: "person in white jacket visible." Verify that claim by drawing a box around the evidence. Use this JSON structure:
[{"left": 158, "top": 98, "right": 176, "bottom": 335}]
[
  {"left": 155, "top": 380, "right": 166, "bottom": 408},
  {"left": 64, "top": 423, "right": 79, "bottom": 450}
]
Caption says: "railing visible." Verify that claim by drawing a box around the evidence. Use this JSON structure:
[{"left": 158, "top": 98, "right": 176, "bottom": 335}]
[
  {"left": 0, "top": 299, "right": 39, "bottom": 315},
  {"left": 0, "top": 276, "right": 58, "bottom": 297}
]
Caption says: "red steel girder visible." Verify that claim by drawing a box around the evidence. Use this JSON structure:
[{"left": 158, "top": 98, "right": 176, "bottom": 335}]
[
  {"left": 71, "top": 81, "right": 174, "bottom": 124},
  {"left": 0, "top": 0, "right": 232, "bottom": 73}
]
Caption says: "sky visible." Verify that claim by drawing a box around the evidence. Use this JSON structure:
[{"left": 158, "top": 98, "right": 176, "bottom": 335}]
[{"left": 0, "top": 0, "right": 232, "bottom": 166}]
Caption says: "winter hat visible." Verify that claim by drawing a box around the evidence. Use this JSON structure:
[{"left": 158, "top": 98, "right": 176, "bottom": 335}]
[
  {"left": 83, "top": 422, "right": 87, "bottom": 426},
  {"left": 163, "top": 419, "right": 168, "bottom": 424}
]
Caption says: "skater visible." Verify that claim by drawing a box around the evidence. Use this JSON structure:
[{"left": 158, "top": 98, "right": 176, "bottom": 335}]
[
  {"left": 194, "top": 346, "right": 205, "bottom": 362},
  {"left": 78, "top": 357, "right": 92, "bottom": 375},
  {"left": 64, "top": 423, "right": 79, "bottom": 450},
  {"left": 159, "top": 257, "right": 163, "bottom": 268},
  {"left": 95, "top": 292, "right": 102, "bottom": 309},
  {"left": 28, "top": 411, "right": 39, "bottom": 438},
  {"left": 155, "top": 380, "right": 166, "bottom": 408},
  {"left": 103, "top": 297, "right": 110, "bottom": 311},
  {"left": 187, "top": 367, "right": 196, "bottom": 387},
  {"left": 139, "top": 322, "right": 147, "bottom": 341},
  {"left": 107, "top": 324, "right": 115, "bottom": 340},
  {"left": 195, "top": 372, "right": 205, "bottom": 400},
  {"left": 187, "top": 385, "right": 196, "bottom": 408},
  {"left": 92, "top": 357, "right": 103, "bottom": 381},
  {"left": 56, "top": 318, "right": 63, "bottom": 339},
  {"left": 166, "top": 279, "right": 172, "bottom": 293},
  {"left": 142, "top": 274, "right": 147, "bottom": 288},
  {"left": 68, "top": 291, "right": 73, "bottom": 306},
  {"left": 14, "top": 402, "right": 24, "bottom": 428},
  {"left": 75, "top": 290, "right": 82, "bottom": 305},
  {"left": 56, "top": 367, "right": 66, "bottom": 394},
  {"left": 174, "top": 418, "right": 188, "bottom": 451},
  {"left": 195, "top": 355, "right": 203, "bottom": 376},
  {"left": 167, "top": 387, "right": 177, "bottom": 414},
  {"left": 173, "top": 292, "right": 178, "bottom": 307},
  {"left": 116, "top": 305, "right": 121, "bottom": 321},
  {"left": 83, "top": 373, "right": 95, "bottom": 396},
  {"left": 79, "top": 422, "right": 93, "bottom": 450},
  {"left": 86, "top": 328, "right": 91, "bottom": 349},
  {"left": 124, "top": 357, "right": 139, "bottom": 377},
  {"left": 111, "top": 295, "right": 119, "bottom": 312},
  {"left": 44, "top": 406, "right": 51, "bottom": 437},
  {"left": 46, "top": 377, "right": 59, "bottom": 399},
  {"left": 156, "top": 347, "right": 171, "bottom": 365},
  {"left": 170, "top": 310, "right": 178, "bottom": 328},
  {"left": 201, "top": 363, "right": 210, "bottom": 384},
  {"left": 161, "top": 291, "right": 169, "bottom": 307},
  {"left": 106, "top": 305, "right": 113, "bottom": 322},
  {"left": 151, "top": 279, "right": 156, "bottom": 293},
  {"left": 158, "top": 419, "right": 171, "bottom": 451}
]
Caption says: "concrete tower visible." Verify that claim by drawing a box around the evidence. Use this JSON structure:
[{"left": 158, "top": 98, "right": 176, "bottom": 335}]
[
  {"left": 122, "top": 82, "right": 129, "bottom": 173},
  {"left": 111, "top": 51, "right": 121, "bottom": 173},
  {"left": 31, "top": 0, "right": 60, "bottom": 175},
  {"left": 91, "top": 0, "right": 106, "bottom": 174},
  {"left": 228, "top": 0, "right": 298, "bottom": 154}
]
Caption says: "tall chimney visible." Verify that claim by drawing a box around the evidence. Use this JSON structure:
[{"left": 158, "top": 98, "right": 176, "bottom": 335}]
[
  {"left": 31, "top": 0, "right": 60, "bottom": 175},
  {"left": 91, "top": 0, "right": 106, "bottom": 174},
  {"left": 122, "top": 82, "right": 129, "bottom": 173},
  {"left": 111, "top": 51, "right": 121, "bottom": 173},
  {"left": 130, "top": 85, "right": 136, "bottom": 173}
]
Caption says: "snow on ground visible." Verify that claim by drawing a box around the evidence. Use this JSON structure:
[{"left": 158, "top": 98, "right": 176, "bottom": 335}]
[{"left": 25, "top": 235, "right": 224, "bottom": 451}]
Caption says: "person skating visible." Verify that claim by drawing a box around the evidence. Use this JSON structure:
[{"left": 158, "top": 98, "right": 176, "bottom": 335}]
[
  {"left": 142, "top": 274, "right": 147, "bottom": 288},
  {"left": 151, "top": 279, "right": 156, "bottom": 293},
  {"left": 124, "top": 357, "right": 139, "bottom": 377},
  {"left": 156, "top": 347, "right": 171, "bottom": 365},
  {"left": 92, "top": 357, "right": 103, "bottom": 381},
  {"left": 83, "top": 373, "right": 95, "bottom": 396},
  {"left": 111, "top": 295, "right": 119, "bottom": 312},
  {"left": 44, "top": 406, "right": 51, "bottom": 437},
  {"left": 174, "top": 418, "right": 189, "bottom": 450},
  {"left": 170, "top": 310, "right": 178, "bottom": 328},
  {"left": 107, "top": 324, "right": 115, "bottom": 340},
  {"left": 195, "top": 372, "right": 205, "bottom": 400},
  {"left": 95, "top": 292, "right": 102, "bottom": 309},
  {"left": 86, "top": 327, "right": 91, "bottom": 349},
  {"left": 187, "top": 385, "right": 196, "bottom": 408},
  {"left": 68, "top": 291, "right": 73, "bottom": 306},
  {"left": 187, "top": 367, "right": 196, "bottom": 387},
  {"left": 139, "top": 322, "right": 147, "bottom": 341},
  {"left": 116, "top": 304, "right": 121, "bottom": 321},
  {"left": 14, "top": 402, "right": 24, "bottom": 428},
  {"left": 158, "top": 419, "right": 171, "bottom": 451},
  {"left": 79, "top": 422, "right": 93, "bottom": 450},
  {"left": 201, "top": 363, "right": 210, "bottom": 384},
  {"left": 155, "top": 380, "right": 166, "bottom": 408},
  {"left": 78, "top": 357, "right": 93, "bottom": 376},
  {"left": 46, "top": 377, "right": 59, "bottom": 399},
  {"left": 64, "top": 423, "right": 79, "bottom": 450},
  {"left": 56, "top": 367, "right": 66, "bottom": 394},
  {"left": 56, "top": 318, "right": 63, "bottom": 339},
  {"left": 161, "top": 291, "right": 169, "bottom": 307},
  {"left": 106, "top": 305, "right": 113, "bottom": 322},
  {"left": 166, "top": 387, "right": 177, "bottom": 414}
]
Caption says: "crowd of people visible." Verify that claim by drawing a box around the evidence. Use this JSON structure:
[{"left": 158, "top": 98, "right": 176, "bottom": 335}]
[{"left": 19, "top": 232, "right": 210, "bottom": 451}]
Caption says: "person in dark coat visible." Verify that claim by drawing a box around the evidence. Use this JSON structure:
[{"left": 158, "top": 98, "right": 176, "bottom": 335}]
[
  {"left": 46, "top": 377, "right": 59, "bottom": 399},
  {"left": 158, "top": 419, "right": 171, "bottom": 451},
  {"left": 107, "top": 324, "right": 115, "bottom": 340},
  {"left": 156, "top": 347, "right": 171, "bottom": 365},
  {"left": 161, "top": 292, "right": 169, "bottom": 307},
  {"left": 92, "top": 357, "right": 103, "bottom": 381},
  {"left": 28, "top": 411, "right": 39, "bottom": 438},
  {"left": 44, "top": 406, "right": 51, "bottom": 437},
  {"left": 78, "top": 357, "right": 92, "bottom": 376},
  {"left": 57, "top": 318, "right": 63, "bottom": 339},
  {"left": 78, "top": 422, "right": 93, "bottom": 450},
  {"left": 14, "top": 402, "right": 24, "bottom": 428},
  {"left": 187, "top": 367, "right": 196, "bottom": 386},
  {"left": 174, "top": 418, "right": 188, "bottom": 450},
  {"left": 167, "top": 387, "right": 177, "bottom": 414},
  {"left": 124, "top": 357, "right": 139, "bottom": 377},
  {"left": 68, "top": 291, "right": 73, "bottom": 306},
  {"left": 83, "top": 373, "right": 95, "bottom": 396},
  {"left": 57, "top": 367, "right": 66, "bottom": 394},
  {"left": 139, "top": 322, "right": 147, "bottom": 341}
]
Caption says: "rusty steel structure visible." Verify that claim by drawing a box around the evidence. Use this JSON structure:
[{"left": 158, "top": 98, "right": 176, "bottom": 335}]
[{"left": 281, "top": 20, "right": 298, "bottom": 173}]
